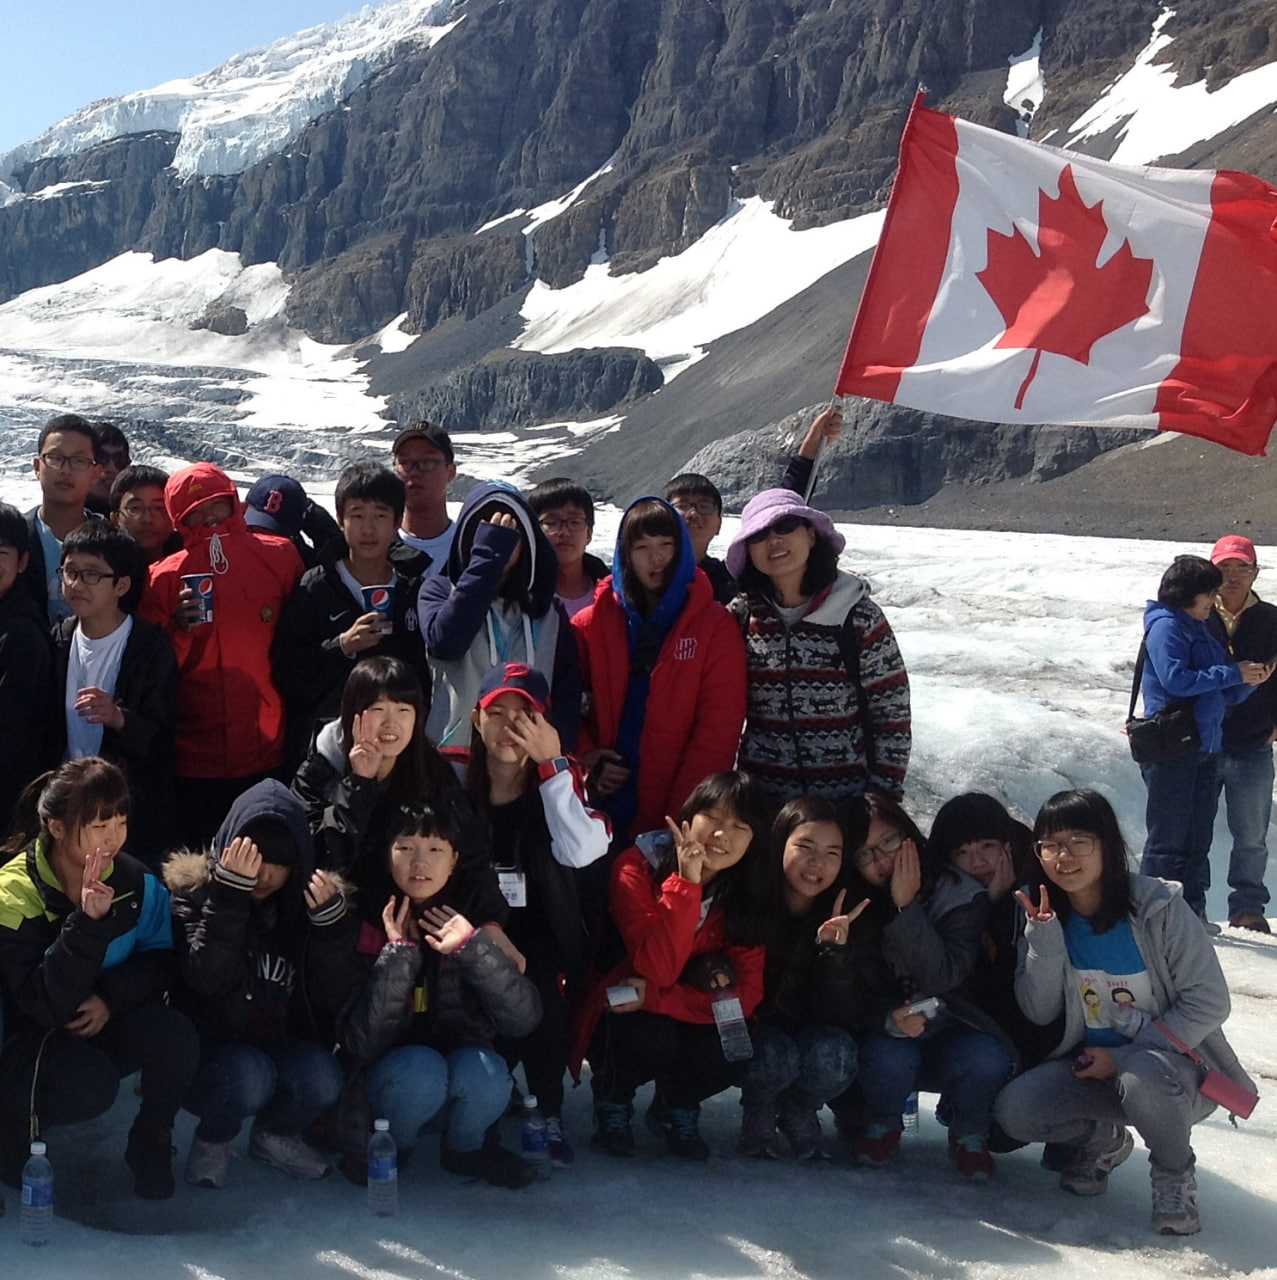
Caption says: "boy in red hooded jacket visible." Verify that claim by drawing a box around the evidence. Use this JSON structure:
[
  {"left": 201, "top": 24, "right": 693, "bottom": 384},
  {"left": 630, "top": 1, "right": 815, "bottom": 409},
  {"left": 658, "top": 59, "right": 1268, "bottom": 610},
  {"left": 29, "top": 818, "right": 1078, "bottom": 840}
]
[{"left": 140, "top": 464, "right": 304, "bottom": 849}]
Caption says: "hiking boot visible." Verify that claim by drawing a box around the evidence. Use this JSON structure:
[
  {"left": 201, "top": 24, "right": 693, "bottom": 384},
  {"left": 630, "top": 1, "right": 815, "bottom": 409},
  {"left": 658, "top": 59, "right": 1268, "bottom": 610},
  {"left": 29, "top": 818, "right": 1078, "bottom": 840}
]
[
  {"left": 440, "top": 1137, "right": 535, "bottom": 1189},
  {"left": 1151, "top": 1165, "right": 1201, "bottom": 1235},
  {"left": 590, "top": 1101, "right": 635, "bottom": 1157},
  {"left": 1197, "top": 910, "right": 1222, "bottom": 937},
  {"left": 545, "top": 1115, "right": 574, "bottom": 1168},
  {"left": 776, "top": 1098, "right": 821, "bottom": 1160},
  {"left": 739, "top": 1103, "right": 782, "bottom": 1159},
  {"left": 125, "top": 1122, "right": 176, "bottom": 1200},
  {"left": 248, "top": 1128, "right": 330, "bottom": 1180},
  {"left": 1060, "top": 1124, "right": 1134, "bottom": 1196},
  {"left": 185, "top": 1136, "right": 234, "bottom": 1189},
  {"left": 646, "top": 1103, "right": 709, "bottom": 1161},
  {"left": 1229, "top": 911, "right": 1271, "bottom": 934},
  {"left": 851, "top": 1123, "right": 902, "bottom": 1168},
  {"left": 950, "top": 1134, "right": 995, "bottom": 1181}
]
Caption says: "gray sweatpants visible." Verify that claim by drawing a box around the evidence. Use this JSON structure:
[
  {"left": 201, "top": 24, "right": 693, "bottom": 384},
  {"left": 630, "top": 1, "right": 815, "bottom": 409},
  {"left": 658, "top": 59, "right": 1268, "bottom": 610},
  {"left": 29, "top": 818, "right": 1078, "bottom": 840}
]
[{"left": 994, "top": 1045, "right": 1215, "bottom": 1176}]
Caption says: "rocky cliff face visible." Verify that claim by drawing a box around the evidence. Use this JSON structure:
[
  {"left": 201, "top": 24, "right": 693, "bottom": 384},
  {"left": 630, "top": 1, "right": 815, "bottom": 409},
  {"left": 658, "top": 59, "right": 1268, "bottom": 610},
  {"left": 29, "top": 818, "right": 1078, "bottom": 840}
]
[{"left": 2, "top": 0, "right": 1271, "bottom": 507}]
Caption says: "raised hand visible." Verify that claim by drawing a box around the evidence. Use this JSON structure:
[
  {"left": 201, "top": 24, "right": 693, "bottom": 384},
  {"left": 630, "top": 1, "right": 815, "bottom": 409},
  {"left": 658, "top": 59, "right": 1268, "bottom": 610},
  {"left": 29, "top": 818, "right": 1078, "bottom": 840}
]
[
  {"left": 80, "top": 847, "right": 115, "bottom": 920},
  {"left": 421, "top": 905, "right": 476, "bottom": 955},
  {"left": 816, "top": 888, "right": 871, "bottom": 946},
  {"left": 348, "top": 710, "right": 384, "bottom": 780},
  {"left": 382, "top": 894, "right": 420, "bottom": 944},
  {"left": 666, "top": 816, "right": 706, "bottom": 885},
  {"left": 304, "top": 869, "right": 340, "bottom": 911},
  {"left": 890, "top": 837, "right": 922, "bottom": 910},
  {"left": 986, "top": 845, "right": 1018, "bottom": 903},
  {"left": 220, "top": 835, "right": 262, "bottom": 882},
  {"left": 1014, "top": 884, "right": 1055, "bottom": 922},
  {"left": 798, "top": 404, "right": 844, "bottom": 459},
  {"left": 73, "top": 686, "right": 125, "bottom": 731},
  {"left": 507, "top": 708, "right": 561, "bottom": 765}
]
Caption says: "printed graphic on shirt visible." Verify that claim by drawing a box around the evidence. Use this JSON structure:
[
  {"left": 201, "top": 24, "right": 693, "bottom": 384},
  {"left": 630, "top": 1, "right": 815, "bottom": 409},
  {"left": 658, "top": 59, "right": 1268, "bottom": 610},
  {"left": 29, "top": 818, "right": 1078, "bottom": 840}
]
[{"left": 1072, "top": 969, "right": 1155, "bottom": 1047}]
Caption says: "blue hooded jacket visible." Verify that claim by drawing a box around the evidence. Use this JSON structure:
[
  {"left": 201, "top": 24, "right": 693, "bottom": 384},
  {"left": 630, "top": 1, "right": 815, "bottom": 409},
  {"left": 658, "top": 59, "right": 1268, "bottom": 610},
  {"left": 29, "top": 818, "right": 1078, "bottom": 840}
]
[{"left": 1140, "top": 600, "right": 1251, "bottom": 754}]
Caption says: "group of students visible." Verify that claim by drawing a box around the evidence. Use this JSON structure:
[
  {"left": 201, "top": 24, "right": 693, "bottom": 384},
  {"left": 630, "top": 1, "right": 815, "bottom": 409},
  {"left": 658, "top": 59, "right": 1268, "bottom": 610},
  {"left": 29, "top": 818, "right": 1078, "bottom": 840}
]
[{"left": 0, "top": 408, "right": 1255, "bottom": 1239}]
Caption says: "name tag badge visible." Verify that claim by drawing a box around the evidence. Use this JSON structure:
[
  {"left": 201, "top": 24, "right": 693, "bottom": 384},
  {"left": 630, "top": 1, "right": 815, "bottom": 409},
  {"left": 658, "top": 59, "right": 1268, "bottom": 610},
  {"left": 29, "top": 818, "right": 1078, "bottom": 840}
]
[{"left": 498, "top": 869, "right": 528, "bottom": 908}]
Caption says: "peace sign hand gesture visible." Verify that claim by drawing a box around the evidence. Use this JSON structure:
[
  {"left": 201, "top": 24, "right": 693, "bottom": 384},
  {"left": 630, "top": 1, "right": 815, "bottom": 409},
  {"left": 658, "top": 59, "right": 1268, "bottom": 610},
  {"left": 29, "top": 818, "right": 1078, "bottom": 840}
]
[
  {"left": 666, "top": 816, "right": 706, "bottom": 885},
  {"left": 1014, "top": 885, "right": 1055, "bottom": 923},
  {"left": 816, "top": 889, "right": 871, "bottom": 947}
]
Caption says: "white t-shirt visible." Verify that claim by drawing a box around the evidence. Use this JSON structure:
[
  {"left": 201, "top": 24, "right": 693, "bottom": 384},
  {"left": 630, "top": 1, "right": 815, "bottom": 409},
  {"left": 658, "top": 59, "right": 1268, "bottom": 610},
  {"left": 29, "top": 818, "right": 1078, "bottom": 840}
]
[
  {"left": 399, "top": 522, "right": 455, "bottom": 576},
  {"left": 65, "top": 615, "right": 133, "bottom": 760}
]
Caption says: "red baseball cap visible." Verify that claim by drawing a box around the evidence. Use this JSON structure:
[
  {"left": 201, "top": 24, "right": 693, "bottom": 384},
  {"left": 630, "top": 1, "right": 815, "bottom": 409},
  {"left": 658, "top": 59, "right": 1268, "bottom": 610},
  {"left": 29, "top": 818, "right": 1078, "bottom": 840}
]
[{"left": 1210, "top": 535, "right": 1257, "bottom": 565}]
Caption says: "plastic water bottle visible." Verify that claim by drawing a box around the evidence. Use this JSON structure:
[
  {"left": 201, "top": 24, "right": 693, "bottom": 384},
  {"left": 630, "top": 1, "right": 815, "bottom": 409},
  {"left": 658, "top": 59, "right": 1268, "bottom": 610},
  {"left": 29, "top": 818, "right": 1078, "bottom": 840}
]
[
  {"left": 366, "top": 1119, "right": 398, "bottom": 1217},
  {"left": 902, "top": 1091, "right": 919, "bottom": 1135},
  {"left": 21, "top": 1140, "right": 53, "bottom": 1246},
  {"left": 519, "top": 1095, "right": 552, "bottom": 1181},
  {"left": 711, "top": 987, "right": 754, "bottom": 1062}
]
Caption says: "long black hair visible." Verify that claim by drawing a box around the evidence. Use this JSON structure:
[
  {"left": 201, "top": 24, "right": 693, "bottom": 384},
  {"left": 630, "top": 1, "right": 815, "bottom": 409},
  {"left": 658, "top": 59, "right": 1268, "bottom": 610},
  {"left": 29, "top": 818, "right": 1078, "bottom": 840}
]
[
  {"left": 759, "top": 795, "right": 847, "bottom": 926},
  {"left": 736, "top": 524, "right": 839, "bottom": 603},
  {"left": 650, "top": 771, "right": 769, "bottom": 946},
  {"left": 1031, "top": 789, "right": 1132, "bottom": 933}
]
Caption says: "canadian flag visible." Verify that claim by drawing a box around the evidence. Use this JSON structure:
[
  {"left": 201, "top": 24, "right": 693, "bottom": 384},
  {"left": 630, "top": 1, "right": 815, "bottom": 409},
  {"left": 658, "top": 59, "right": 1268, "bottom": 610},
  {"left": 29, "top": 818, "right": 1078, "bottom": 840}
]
[{"left": 835, "top": 96, "right": 1277, "bottom": 455}]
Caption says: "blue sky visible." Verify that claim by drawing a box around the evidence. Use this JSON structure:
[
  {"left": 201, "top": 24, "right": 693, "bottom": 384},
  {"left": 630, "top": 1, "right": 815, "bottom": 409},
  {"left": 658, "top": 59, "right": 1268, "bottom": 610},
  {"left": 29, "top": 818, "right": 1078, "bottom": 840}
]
[{"left": 0, "top": 1, "right": 364, "bottom": 154}]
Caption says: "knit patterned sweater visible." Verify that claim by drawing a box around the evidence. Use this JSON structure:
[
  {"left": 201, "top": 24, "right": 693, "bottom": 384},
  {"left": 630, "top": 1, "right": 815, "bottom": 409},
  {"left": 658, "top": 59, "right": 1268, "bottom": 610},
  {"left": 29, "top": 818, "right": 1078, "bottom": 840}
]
[{"left": 729, "top": 572, "right": 911, "bottom": 803}]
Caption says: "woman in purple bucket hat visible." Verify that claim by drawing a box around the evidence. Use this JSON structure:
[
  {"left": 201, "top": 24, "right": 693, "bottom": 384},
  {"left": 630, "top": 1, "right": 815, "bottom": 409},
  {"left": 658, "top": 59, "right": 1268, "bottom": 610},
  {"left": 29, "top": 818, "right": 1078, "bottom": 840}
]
[{"left": 725, "top": 489, "right": 911, "bottom": 810}]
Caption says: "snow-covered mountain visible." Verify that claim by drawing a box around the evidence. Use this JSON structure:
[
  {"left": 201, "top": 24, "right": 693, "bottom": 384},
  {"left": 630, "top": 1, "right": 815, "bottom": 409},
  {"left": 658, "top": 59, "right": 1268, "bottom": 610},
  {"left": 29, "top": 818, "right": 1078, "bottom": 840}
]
[
  {"left": 0, "top": 0, "right": 461, "bottom": 191},
  {"left": 1, "top": 0, "right": 1275, "bottom": 521}
]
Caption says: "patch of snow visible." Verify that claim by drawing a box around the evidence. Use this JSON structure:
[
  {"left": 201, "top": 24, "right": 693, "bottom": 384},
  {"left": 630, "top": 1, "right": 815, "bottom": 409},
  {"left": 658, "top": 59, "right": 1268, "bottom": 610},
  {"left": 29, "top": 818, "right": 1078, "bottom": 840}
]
[
  {"left": 0, "top": 0, "right": 462, "bottom": 184},
  {"left": 515, "top": 197, "right": 884, "bottom": 383},
  {"left": 363, "top": 312, "right": 417, "bottom": 355},
  {"left": 25, "top": 180, "right": 113, "bottom": 200},
  {"left": 1005, "top": 28, "right": 1045, "bottom": 135},
  {"left": 1067, "top": 7, "right": 1277, "bottom": 163}
]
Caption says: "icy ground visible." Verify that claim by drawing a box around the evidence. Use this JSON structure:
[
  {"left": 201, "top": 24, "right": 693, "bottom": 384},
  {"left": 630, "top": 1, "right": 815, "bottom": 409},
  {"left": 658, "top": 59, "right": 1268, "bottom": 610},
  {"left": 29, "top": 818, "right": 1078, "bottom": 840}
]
[{"left": 0, "top": 509, "right": 1273, "bottom": 1278}]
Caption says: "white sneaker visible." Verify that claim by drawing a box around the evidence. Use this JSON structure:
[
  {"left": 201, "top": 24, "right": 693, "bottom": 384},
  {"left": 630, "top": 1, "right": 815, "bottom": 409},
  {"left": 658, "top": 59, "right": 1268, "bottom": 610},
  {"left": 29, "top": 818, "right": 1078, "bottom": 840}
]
[
  {"left": 248, "top": 1129, "right": 330, "bottom": 1180},
  {"left": 185, "top": 1137, "right": 234, "bottom": 1189},
  {"left": 1151, "top": 1166, "right": 1201, "bottom": 1235},
  {"left": 1060, "top": 1125, "right": 1134, "bottom": 1196}
]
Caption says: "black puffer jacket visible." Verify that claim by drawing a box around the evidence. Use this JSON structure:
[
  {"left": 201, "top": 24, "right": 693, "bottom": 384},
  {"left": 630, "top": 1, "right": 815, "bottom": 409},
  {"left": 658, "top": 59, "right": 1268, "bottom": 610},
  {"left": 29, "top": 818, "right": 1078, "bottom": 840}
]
[
  {"left": 270, "top": 538, "right": 431, "bottom": 770},
  {"left": 164, "top": 779, "right": 350, "bottom": 1047},
  {"left": 331, "top": 867, "right": 541, "bottom": 1067}
]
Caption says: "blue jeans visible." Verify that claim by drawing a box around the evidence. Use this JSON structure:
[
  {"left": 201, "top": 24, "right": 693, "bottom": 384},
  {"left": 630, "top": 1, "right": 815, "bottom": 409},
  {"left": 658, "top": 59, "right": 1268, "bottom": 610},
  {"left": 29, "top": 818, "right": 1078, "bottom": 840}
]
[
  {"left": 1215, "top": 745, "right": 1273, "bottom": 918},
  {"left": 1140, "top": 751, "right": 1224, "bottom": 916},
  {"left": 186, "top": 1040, "right": 345, "bottom": 1143},
  {"left": 365, "top": 1044, "right": 511, "bottom": 1154},
  {"left": 857, "top": 1023, "right": 1012, "bottom": 1140},
  {"left": 740, "top": 1024, "right": 858, "bottom": 1110}
]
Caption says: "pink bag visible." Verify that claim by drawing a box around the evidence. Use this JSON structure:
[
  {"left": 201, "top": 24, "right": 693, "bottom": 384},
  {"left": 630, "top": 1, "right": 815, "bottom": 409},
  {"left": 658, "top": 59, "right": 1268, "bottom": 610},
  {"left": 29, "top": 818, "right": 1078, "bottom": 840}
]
[{"left": 1155, "top": 1020, "right": 1258, "bottom": 1120}]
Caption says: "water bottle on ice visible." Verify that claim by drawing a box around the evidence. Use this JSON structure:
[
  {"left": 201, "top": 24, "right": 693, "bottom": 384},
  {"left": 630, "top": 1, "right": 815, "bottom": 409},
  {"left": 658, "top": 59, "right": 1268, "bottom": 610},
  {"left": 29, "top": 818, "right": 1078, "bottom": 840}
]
[
  {"left": 21, "top": 1140, "right": 53, "bottom": 1247},
  {"left": 520, "top": 1094, "right": 552, "bottom": 1181},
  {"left": 712, "top": 987, "right": 754, "bottom": 1062},
  {"left": 366, "top": 1119, "right": 398, "bottom": 1217}
]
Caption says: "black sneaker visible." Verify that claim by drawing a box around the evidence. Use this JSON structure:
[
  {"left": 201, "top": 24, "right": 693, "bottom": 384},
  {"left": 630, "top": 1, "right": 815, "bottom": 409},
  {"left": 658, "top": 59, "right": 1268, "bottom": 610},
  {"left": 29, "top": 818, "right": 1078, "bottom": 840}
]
[
  {"left": 126, "top": 1122, "right": 176, "bottom": 1200},
  {"left": 646, "top": 1103, "right": 709, "bottom": 1161},
  {"left": 440, "top": 1138, "right": 535, "bottom": 1189},
  {"left": 590, "top": 1101, "right": 635, "bottom": 1157}
]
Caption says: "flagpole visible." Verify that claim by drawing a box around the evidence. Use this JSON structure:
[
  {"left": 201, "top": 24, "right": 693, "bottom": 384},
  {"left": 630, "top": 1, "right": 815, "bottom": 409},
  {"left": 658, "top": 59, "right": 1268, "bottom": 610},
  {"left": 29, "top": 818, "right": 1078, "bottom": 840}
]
[{"left": 799, "top": 395, "right": 844, "bottom": 503}]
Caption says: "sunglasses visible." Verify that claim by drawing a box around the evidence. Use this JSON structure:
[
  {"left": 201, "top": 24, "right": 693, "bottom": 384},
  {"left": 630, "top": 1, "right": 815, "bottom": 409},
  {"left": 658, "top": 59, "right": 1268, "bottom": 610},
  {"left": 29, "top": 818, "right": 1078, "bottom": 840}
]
[{"left": 746, "top": 515, "right": 807, "bottom": 545}]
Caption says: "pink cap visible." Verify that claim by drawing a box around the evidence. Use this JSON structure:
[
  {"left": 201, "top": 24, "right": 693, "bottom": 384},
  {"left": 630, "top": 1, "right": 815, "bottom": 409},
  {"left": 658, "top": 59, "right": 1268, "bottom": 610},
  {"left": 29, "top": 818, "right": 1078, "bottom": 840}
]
[{"left": 1210, "top": 535, "right": 1257, "bottom": 565}]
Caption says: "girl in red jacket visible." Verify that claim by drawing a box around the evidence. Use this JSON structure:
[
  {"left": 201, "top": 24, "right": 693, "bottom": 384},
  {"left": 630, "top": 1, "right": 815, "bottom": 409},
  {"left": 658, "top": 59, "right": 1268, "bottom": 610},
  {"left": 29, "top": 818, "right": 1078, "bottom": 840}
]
[
  {"left": 580, "top": 771, "right": 768, "bottom": 1160},
  {"left": 572, "top": 498, "right": 746, "bottom": 848}
]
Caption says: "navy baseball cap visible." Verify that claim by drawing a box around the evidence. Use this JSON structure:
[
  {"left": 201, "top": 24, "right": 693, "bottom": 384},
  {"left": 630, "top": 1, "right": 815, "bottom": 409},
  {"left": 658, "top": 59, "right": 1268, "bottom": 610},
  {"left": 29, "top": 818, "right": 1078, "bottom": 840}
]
[
  {"left": 244, "top": 474, "right": 309, "bottom": 537},
  {"left": 477, "top": 662, "right": 550, "bottom": 713}
]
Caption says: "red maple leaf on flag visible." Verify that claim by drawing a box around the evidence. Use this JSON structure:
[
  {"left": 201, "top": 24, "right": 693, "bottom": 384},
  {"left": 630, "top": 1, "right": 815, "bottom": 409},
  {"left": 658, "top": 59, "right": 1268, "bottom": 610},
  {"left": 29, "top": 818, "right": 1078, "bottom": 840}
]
[{"left": 976, "top": 164, "right": 1154, "bottom": 408}]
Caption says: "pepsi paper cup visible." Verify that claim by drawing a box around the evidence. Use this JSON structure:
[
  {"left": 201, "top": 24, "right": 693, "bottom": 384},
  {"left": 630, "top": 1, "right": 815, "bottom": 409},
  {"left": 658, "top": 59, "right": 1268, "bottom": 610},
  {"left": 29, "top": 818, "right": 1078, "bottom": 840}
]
[
  {"left": 362, "top": 584, "right": 394, "bottom": 632},
  {"left": 181, "top": 573, "right": 215, "bottom": 624}
]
